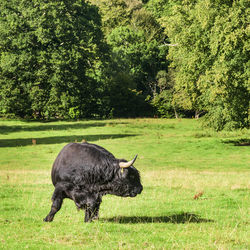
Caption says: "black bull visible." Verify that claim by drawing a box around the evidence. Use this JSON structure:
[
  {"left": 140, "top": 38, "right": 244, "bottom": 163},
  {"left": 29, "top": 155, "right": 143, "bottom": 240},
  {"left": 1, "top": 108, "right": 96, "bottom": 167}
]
[{"left": 44, "top": 142, "right": 143, "bottom": 222}]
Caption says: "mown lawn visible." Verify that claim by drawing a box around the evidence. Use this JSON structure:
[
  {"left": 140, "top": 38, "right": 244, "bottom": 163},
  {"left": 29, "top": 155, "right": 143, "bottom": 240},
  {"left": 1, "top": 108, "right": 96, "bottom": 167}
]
[{"left": 0, "top": 118, "right": 249, "bottom": 249}]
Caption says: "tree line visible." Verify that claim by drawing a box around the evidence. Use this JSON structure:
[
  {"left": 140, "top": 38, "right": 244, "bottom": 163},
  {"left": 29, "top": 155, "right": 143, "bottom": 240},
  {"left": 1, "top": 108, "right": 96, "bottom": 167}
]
[{"left": 0, "top": 0, "right": 249, "bottom": 130}]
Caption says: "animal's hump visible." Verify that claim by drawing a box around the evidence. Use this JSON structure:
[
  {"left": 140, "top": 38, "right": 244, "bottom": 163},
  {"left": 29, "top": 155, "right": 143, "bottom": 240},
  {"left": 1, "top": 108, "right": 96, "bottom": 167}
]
[{"left": 80, "top": 142, "right": 116, "bottom": 159}]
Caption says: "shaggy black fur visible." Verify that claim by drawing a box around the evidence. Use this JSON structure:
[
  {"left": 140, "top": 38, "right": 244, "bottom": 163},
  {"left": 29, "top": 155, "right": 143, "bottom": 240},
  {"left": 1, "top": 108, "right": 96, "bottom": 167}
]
[{"left": 44, "top": 142, "right": 143, "bottom": 222}]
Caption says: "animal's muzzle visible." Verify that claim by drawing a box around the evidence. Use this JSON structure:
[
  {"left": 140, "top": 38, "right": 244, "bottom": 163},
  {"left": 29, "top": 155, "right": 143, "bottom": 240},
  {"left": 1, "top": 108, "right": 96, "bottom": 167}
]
[
  {"left": 130, "top": 185, "right": 143, "bottom": 197},
  {"left": 137, "top": 185, "right": 143, "bottom": 194}
]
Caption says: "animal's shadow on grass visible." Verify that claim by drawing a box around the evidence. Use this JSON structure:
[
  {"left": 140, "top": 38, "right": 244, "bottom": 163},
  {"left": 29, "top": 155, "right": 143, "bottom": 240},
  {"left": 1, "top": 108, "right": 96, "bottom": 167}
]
[
  {"left": 0, "top": 121, "right": 128, "bottom": 135},
  {"left": 222, "top": 138, "right": 250, "bottom": 146},
  {"left": 103, "top": 213, "right": 214, "bottom": 224},
  {"left": 0, "top": 134, "right": 136, "bottom": 147}
]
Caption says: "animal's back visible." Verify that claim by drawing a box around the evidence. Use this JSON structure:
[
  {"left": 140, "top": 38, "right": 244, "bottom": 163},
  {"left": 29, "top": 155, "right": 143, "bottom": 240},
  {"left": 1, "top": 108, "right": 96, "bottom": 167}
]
[{"left": 51, "top": 143, "right": 116, "bottom": 186}]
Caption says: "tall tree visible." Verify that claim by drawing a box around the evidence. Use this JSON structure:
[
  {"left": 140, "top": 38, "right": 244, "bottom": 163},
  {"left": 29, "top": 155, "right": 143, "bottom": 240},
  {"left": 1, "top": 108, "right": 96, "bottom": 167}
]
[
  {"left": 90, "top": 0, "right": 169, "bottom": 117},
  {"left": 0, "top": 0, "right": 107, "bottom": 119},
  {"left": 163, "top": 0, "right": 249, "bottom": 129},
  {"left": 93, "top": 0, "right": 168, "bottom": 92},
  {"left": 201, "top": 0, "right": 249, "bottom": 130}
]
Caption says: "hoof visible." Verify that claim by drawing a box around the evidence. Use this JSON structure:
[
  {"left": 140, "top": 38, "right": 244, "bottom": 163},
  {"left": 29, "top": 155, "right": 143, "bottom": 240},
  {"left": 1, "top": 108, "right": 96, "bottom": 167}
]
[{"left": 43, "top": 216, "right": 52, "bottom": 222}]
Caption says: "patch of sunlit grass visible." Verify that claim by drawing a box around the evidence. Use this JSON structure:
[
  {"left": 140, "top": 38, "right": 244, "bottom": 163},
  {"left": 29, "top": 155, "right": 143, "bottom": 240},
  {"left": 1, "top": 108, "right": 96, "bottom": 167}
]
[{"left": 0, "top": 118, "right": 249, "bottom": 249}]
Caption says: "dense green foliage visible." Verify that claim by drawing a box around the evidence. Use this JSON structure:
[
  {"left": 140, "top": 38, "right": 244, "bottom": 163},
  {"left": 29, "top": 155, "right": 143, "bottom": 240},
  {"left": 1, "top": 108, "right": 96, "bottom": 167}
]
[
  {"left": 0, "top": 0, "right": 108, "bottom": 119},
  {"left": 0, "top": 119, "right": 249, "bottom": 248},
  {"left": 162, "top": 0, "right": 249, "bottom": 130},
  {"left": 0, "top": 0, "right": 249, "bottom": 130}
]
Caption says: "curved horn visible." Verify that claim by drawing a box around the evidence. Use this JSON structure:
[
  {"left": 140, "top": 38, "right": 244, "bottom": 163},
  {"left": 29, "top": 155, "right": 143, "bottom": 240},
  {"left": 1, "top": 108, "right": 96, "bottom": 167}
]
[{"left": 119, "top": 155, "right": 138, "bottom": 168}]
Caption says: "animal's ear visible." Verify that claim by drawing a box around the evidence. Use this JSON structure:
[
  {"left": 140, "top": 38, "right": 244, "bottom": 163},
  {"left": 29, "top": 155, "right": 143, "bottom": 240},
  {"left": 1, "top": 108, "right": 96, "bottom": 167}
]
[{"left": 119, "top": 155, "right": 137, "bottom": 169}]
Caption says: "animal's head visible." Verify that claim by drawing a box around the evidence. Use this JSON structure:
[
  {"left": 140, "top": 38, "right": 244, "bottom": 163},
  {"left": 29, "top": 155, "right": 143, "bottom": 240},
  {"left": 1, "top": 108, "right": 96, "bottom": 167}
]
[{"left": 113, "top": 155, "right": 143, "bottom": 197}]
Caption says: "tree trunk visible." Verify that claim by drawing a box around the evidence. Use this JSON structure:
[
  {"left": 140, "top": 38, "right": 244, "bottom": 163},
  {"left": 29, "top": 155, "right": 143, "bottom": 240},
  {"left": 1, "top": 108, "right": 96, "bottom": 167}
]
[
  {"left": 195, "top": 110, "right": 205, "bottom": 119},
  {"left": 195, "top": 110, "right": 200, "bottom": 119},
  {"left": 174, "top": 107, "right": 179, "bottom": 119}
]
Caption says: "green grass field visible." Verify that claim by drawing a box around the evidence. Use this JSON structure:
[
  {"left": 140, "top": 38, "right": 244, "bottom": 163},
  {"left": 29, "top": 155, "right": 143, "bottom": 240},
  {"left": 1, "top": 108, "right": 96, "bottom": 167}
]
[{"left": 0, "top": 118, "right": 249, "bottom": 249}]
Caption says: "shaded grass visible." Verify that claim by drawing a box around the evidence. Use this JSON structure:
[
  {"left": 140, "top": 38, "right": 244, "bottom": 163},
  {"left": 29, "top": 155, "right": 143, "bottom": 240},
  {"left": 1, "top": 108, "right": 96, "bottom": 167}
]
[
  {"left": 0, "top": 134, "right": 136, "bottom": 147},
  {"left": 102, "top": 213, "right": 214, "bottom": 224},
  {"left": 0, "top": 118, "right": 249, "bottom": 249}
]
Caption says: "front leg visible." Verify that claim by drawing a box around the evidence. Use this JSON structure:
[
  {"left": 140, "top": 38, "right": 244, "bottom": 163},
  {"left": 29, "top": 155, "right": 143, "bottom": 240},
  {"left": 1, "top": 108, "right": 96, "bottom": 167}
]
[
  {"left": 84, "top": 207, "right": 92, "bottom": 222},
  {"left": 92, "top": 202, "right": 101, "bottom": 220},
  {"left": 84, "top": 195, "right": 102, "bottom": 222}
]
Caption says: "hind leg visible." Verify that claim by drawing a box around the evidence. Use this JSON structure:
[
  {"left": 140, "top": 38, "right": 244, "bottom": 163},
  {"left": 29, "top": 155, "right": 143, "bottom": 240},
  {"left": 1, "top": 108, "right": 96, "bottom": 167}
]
[{"left": 44, "top": 185, "right": 64, "bottom": 222}]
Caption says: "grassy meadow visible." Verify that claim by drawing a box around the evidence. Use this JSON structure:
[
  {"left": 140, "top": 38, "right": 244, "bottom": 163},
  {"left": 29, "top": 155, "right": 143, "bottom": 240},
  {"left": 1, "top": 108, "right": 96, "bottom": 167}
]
[{"left": 0, "top": 118, "right": 249, "bottom": 249}]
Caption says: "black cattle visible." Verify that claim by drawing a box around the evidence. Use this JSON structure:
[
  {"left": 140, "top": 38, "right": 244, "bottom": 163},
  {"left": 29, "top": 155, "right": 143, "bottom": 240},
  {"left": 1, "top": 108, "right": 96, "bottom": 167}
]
[{"left": 44, "top": 142, "right": 143, "bottom": 222}]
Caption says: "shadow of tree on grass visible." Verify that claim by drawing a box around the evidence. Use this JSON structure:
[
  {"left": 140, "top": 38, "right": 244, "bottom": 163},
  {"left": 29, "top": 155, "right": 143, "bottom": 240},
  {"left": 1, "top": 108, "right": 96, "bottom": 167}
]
[
  {"left": 103, "top": 212, "right": 214, "bottom": 224},
  {"left": 0, "top": 121, "right": 128, "bottom": 135},
  {"left": 0, "top": 134, "right": 136, "bottom": 147},
  {"left": 222, "top": 138, "right": 250, "bottom": 146}
]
